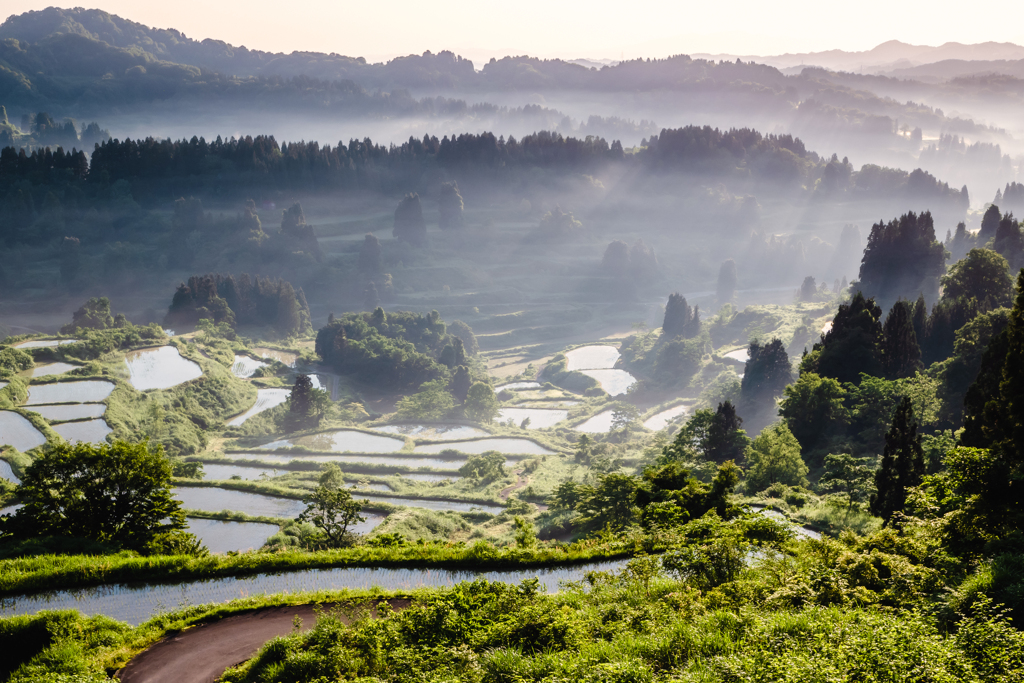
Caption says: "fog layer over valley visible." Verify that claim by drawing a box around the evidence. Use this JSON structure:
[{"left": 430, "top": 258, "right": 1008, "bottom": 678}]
[{"left": 4, "top": 6, "right": 1024, "bottom": 683}]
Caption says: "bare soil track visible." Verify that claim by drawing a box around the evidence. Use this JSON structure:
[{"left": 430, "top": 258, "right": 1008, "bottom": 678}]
[{"left": 118, "top": 599, "right": 410, "bottom": 683}]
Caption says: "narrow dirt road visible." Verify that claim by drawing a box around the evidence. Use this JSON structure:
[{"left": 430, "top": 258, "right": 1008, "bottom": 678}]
[{"left": 118, "top": 599, "right": 408, "bottom": 683}]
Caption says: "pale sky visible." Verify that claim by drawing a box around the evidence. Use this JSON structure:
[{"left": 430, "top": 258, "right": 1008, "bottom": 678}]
[{"left": 5, "top": 0, "right": 1024, "bottom": 64}]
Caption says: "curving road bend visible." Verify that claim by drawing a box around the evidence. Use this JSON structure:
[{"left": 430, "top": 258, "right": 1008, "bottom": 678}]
[{"left": 117, "top": 599, "right": 409, "bottom": 683}]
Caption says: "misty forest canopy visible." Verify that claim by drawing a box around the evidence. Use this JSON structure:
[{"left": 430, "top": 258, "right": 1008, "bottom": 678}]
[
  {"left": 165, "top": 273, "right": 312, "bottom": 336},
  {"left": 0, "top": 126, "right": 969, "bottom": 208}
]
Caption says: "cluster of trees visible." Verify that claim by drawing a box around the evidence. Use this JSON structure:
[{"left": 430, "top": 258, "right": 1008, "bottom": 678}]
[
  {"left": 164, "top": 273, "right": 312, "bottom": 336},
  {"left": 315, "top": 309, "right": 473, "bottom": 393},
  {"left": 601, "top": 239, "right": 658, "bottom": 280}
]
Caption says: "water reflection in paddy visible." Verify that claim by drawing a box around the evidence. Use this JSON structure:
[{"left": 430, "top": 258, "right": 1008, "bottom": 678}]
[
  {"left": 125, "top": 346, "right": 202, "bottom": 390},
  {"left": 358, "top": 494, "right": 503, "bottom": 514},
  {"left": 260, "top": 430, "right": 405, "bottom": 453},
  {"left": 643, "top": 405, "right": 689, "bottom": 431},
  {"left": 579, "top": 369, "right": 636, "bottom": 396},
  {"left": 24, "top": 362, "right": 79, "bottom": 378},
  {"left": 14, "top": 339, "right": 79, "bottom": 349},
  {"left": 253, "top": 347, "right": 298, "bottom": 367},
  {"left": 495, "top": 408, "right": 568, "bottom": 429},
  {"left": 375, "top": 424, "right": 489, "bottom": 440},
  {"left": 25, "top": 381, "right": 115, "bottom": 405},
  {"left": 225, "top": 452, "right": 472, "bottom": 471},
  {"left": 231, "top": 354, "right": 267, "bottom": 378},
  {"left": 565, "top": 345, "right": 619, "bottom": 370},
  {"left": 575, "top": 410, "right": 615, "bottom": 433},
  {"left": 0, "top": 411, "right": 47, "bottom": 451},
  {"left": 173, "top": 487, "right": 307, "bottom": 518},
  {"left": 227, "top": 388, "right": 290, "bottom": 426},
  {"left": 29, "top": 403, "right": 106, "bottom": 422},
  {"left": 414, "top": 438, "right": 555, "bottom": 455},
  {"left": 0, "top": 558, "right": 630, "bottom": 624},
  {"left": 52, "top": 419, "right": 111, "bottom": 444},
  {"left": 0, "top": 459, "right": 20, "bottom": 484},
  {"left": 185, "top": 518, "right": 279, "bottom": 554},
  {"left": 200, "top": 463, "right": 285, "bottom": 481},
  {"left": 722, "top": 349, "right": 748, "bottom": 363},
  {"left": 399, "top": 473, "right": 461, "bottom": 482},
  {"left": 494, "top": 381, "right": 542, "bottom": 392}
]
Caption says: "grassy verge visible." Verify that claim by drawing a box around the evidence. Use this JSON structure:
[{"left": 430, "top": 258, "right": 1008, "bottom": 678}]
[{"left": 0, "top": 536, "right": 641, "bottom": 598}]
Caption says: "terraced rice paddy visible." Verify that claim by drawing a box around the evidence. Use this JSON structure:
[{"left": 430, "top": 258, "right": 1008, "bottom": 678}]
[
  {"left": 25, "top": 381, "right": 114, "bottom": 405},
  {"left": 0, "top": 459, "right": 20, "bottom": 484},
  {"left": 374, "top": 424, "right": 489, "bottom": 440},
  {"left": 574, "top": 410, "right": 615, "bottom": 433},
  {"left": 230, "top": 354, "right": 267, "bottom": 378},
  {"left": 253, "top": 347, "right": 298, "bottom": 367},
  {"left": 173, "top": 487, "right": 307, "bottom": 518},
  {"left": 184, "top": 518, "right": 279, "bottom": 554},
  {"left": 357, "top": 494, "right": 503, "bottom": 514},
  {"left": 13, "top": 339, "right": 79, "bottom": 349},
  {"left": 579, "top": 369, "right": 636, "bottom": 396},
  {"left": 565, "top": 345, "right": 620, "bottom": 371},
  {"left": 200, "top": 463, "right": 285, "bottom": 481},
  {"left": 227, "top": 388, "right": 290, "bottom": 426},
  {"left": 0, "top": 558, "right": 630, "bottom": 624},
  {"left": 494, "top": 381, "right": 542, "bottom": 392},
  {"left": 399, "top": 473, "right": 462, "bottom": 482},
  {"left": 495, "top": 407, "right": 568, "bottom": 429},
  {"left": 125, "top": 346, "right": 203, "bottom": 390},
  {"left": 23, "top": 362, "right": 79, "bottom": 378},
  {"left": 224, "top": 452, "right": 474, "bottom": 471},
  {"left": 643, "top": 405, "right": 689, "bottom": 431},
  {"left": 28, "top": 403, "right": 106, "bottom": 422},
  {"left": 722, "top": 349, "right": 749, "bottom": 362},
  {"left": 260, "top": 430, "right": 406, "bottom": 453},
  {"left": 0, "top": 411, "right": 47, "bottom": 451},
  {"left": 414, "top": 438, "right": 555, "bottom": 455},
  {"left": 52, "top": 419, "right": 112, "bottom": 444}
]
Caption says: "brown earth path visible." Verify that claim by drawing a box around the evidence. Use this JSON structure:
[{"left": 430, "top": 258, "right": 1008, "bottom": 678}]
[{"left": 118, "top": 599, "right": 409, "bottom": 683}]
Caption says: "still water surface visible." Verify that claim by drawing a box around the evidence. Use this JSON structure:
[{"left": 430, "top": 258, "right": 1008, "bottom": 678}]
[
  {"left": 125, "top": 346, "right": 203, "bottom": 391},
  {"left": 28, "top": 403, "right": 106, "bottom": 422},
  {"left": 0, "top": 559, "right": 630, "bottom": 624},
  {"left": 52, "top": 419, "right": 112, "bottom": 444},
  {"left": 0, "top": 411, "right": 47, "bottom": 451},
  {"left": 227, "top": 388, "right": 290, "bottom": 426},
  {"left": 495, "top": 408, "right": 568, "bottom": 429},
  {"left": 261, "top": 430, "right": 405, "bottom": 453},
  {"left": 414, "top": 438, "right": 555, "bottom": 455},
  {"left": 25, "top": 381, "right": 115, "bottom": 405},
  {"left": 374, "top": 424, "right": 489, "bottom": 440}
]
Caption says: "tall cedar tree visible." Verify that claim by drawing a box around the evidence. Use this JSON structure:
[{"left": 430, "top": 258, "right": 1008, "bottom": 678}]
[
  {"left": 857, "top": 211, "right": 945, "bottom": 308},
  {"left": 881, "top": 300, "right": 922, "bottom": 379},
  {"left": 806, "top": 292, "right": 883, "bottom": 384},
  {"left": 870, "top": 396, "right": 925, "bottom": 526},
  {"left": 716, "top": 259, "right": 737, "bottom": 304},
  {"left": 394, "top": 193, "right": 427, "bottom": 246},
  {"left": 741, "top": 338, "right": 792, "bottom": 403},
  {"left": 993, "top": 214, "right": 1023, "bottom": 270},
  {"left": 967, "top": 269, "right": 1024, "bottom": 536},
  {"left": 437, "top": 181, "right": 464, "bottom": 229},
  {"left": 663, "top": 292, "right": 700, "bottom": 338},
  {"left": 289, "top": 374, "right": 315, "bottom": 427},
  {"left": 358, "top": 234, "right": 383, "bottom": 273},
  {"left": 979, "top": 204, "right": 1002, "bottom": 243},
  {"left": 707, "top": 401, "right": 748, "bottom": 464}
]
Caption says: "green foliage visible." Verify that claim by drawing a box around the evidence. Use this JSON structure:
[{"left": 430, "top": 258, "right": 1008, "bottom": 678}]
[
  {"left": 882, "top": 299, "right": 923, "bottom": 379},
  {"left": 395, "top": 379, "right": 455, "bottom": 421},
  {"left": 59, "top": 297, "right": 113, "bottom": 334},
  {"left": 1, "top": 441, "right": 187, "bottom": 551},
  {"left": 740, "top": 337, "right": 792, "bottom": 403},
  {"left": 857, "top": 210, "right": 946, "bottom": 308},
  {"left": 298, "top": 466, "right": 367, "bottom": 549},
  {"left": 463, "top": 382, "right": 499, "bottom": 422},
  {"left": 662, "top": 292, "right": 701, "bottom": 338},
  {"left": 0, "top": 346, "right": 33, "bottom": 377},
  {"left": 942, "top": 248, "right": 1014, "bottom": 310},
  {"left": 662, "top": 401, "right": 749, "bottom": 465},
  {"left": 744, "top": 423, "right": 809, "bottom": 492},
  {"left": 316, "top": 310, "right": 458, "bottom": 392},
  {"left": 804, "top": 291, "right": 883, "bottom": 384},
  {"left": 779, "top": 372, "right": 849, "bottom": 457},
  {"left": 871, "top": 397, "right": 925, "bottom": 526},
  {"left": 819, "top": 452, "right": 875, "bottom": 513},
  {"left": 458, "top": 452, "right": 506, "bottom": 483},
  {"left": 165, "top": 274, "right": 311, "bottom": 336}
]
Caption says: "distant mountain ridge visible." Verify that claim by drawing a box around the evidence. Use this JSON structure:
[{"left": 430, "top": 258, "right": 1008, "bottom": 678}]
[{"left": 692, "top": 40, "right": 1024, "bottom": 74}]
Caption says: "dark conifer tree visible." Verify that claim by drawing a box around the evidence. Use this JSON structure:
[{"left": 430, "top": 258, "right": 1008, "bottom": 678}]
[
  {"left": 870, "top": 396, "right": 925, "bottom": 526},
  {"left": 358, "top": 234, "right": 383, "bottom": 273},
  {"left": 807, "top": 292, "right": 883, "bottom": 384},
  {"left": 882, "top": 300, "right": 922, "bottom": 379},
  {"left": 857, "top": 211, "right": 945, "bottom": 308},
  {"left": 741, "top": 338, "right": 792, "bottom": 403},
  {"left": 979, "top": 204, "right": 1002, "bottom": 243},
  {"left": 911, "top": 294, "right": 928, "bottom": 348},
  {"left": 394, "top": 193, "right": 427, "bottom": 246},
  {"left": 663, "top": 293, "right": 699, "bottom": 338},
  {"left": 707, "top": 401, "right": 748, "bottom": 464},
  {"left": 602, "top": 240, "right": 631, "bottom": 278},
  {"left": 450, "top": 365, "right": 471, "bottom": 402},
  {"left": 798, "top": 276, "right": 817, "bottom": 301},
  {"left": 993, "top": 214, "right": 1023, "bottom": 270},
  {"left": 289, "top": 374, "right": 315, "bottom": 427},
  {"left": 437, "top": 181, "right": 464, "bottom": 229},
  {"left": 716, "top": 259, "right": 737, "bottom": 304}
]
